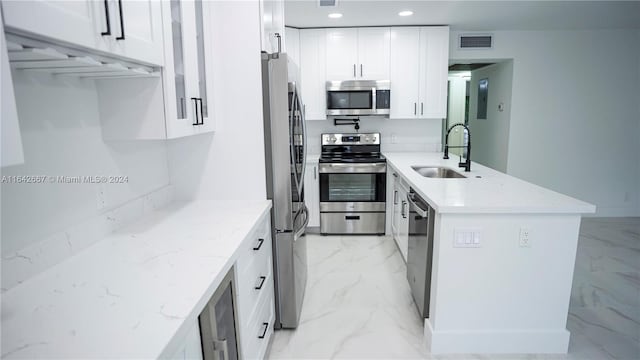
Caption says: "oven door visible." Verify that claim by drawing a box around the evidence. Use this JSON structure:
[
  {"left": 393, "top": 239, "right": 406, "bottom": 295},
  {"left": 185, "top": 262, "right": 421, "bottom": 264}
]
[{"left": 318, "top": 163, "right": 386, "bottom": 212}]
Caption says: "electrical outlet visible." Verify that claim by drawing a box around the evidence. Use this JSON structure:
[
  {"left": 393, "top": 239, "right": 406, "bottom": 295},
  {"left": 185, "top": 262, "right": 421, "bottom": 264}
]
[
  {"left": 96, "top": 184, "right": 107, "bottom": 210},
  {"left": 391, "top": 134, "right": 398, "bottom": 144},
  {"left": 519, "top": 228, "right": 531, "bottom": 247}
]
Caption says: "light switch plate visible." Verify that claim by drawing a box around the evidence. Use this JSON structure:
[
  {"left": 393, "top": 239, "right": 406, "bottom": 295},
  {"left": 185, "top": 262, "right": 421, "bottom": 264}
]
[{"left": 454, "top": 229, "right": 481, "bottom": 248}]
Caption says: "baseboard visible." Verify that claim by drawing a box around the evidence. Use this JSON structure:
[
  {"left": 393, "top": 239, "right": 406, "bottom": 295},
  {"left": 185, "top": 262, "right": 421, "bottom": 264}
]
[{"left": 424, "top": 319, "right": 570, "bottom": 354}]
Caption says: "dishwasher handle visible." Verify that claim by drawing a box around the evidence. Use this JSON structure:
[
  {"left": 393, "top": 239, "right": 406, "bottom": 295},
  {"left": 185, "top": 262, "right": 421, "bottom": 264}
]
[{"left": 407, "top": 193, "right": 429, "bottom": 218}]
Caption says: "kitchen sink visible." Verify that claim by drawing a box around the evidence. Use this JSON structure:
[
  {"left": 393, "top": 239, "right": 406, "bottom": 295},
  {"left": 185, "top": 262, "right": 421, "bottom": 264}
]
[{"left": 412, "top": 166, "right": 466, "bottom": 178}]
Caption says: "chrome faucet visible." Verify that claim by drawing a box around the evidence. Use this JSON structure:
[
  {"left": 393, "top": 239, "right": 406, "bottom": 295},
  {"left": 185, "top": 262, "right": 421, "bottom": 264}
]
[{"left": 443, "top": 123, "right": 471, "bottom": 172}]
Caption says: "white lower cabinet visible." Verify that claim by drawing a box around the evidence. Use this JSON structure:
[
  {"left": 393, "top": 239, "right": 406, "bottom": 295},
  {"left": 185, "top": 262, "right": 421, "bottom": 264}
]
[
  {"left": 235, "top": 213, "right": 275, "bottom": 359},
  {"left": 304, "top": 160, "right": 320, "bottom": 227},
  {"left": 391, "top": 171, "right": 409, "bottom": 262}
]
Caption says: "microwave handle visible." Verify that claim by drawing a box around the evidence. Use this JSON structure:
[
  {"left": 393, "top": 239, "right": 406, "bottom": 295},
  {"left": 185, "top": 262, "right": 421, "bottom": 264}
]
[{"left": 372, "top": 88, "right": 377, "bottom": 111}]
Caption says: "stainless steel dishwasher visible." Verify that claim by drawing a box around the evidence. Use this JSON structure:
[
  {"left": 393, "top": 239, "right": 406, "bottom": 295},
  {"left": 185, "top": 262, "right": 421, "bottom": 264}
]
[{"left": 406, "top": 188, "right": 435, "bottom": 318}]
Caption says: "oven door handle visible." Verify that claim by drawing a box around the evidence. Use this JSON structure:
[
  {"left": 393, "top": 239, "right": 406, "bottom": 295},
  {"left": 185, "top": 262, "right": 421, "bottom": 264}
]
[{"left": 318, "top": 163, "right": 386, "bottom": 173}]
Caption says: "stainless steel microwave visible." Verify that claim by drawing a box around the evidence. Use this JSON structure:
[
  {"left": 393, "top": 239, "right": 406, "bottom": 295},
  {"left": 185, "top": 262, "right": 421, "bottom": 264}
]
[{"left": 326, "top": 80, "right": 390, "bottom": 117}]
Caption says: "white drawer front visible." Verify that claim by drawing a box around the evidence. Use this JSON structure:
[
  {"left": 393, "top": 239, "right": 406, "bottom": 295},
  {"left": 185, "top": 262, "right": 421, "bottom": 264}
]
[
  {"left": 237, "top": 254, "right": 273, "bottom": 328},
  {"left": 236, "top": 215, "right": 271, "bottom": 277},
  {"left": 241, "top": 284, "right": 275, "bottom": 360}
]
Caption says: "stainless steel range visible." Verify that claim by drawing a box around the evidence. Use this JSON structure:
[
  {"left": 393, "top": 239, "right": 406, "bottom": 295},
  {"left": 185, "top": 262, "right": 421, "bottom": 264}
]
[{"left": 319, "top": 133, "right": 386, "bottom": 235}]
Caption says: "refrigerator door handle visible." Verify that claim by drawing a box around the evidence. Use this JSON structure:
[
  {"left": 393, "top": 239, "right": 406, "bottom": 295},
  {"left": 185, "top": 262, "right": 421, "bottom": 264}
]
[
  {"left": 294, "top": 204, "right": 309, "bottom": 240},
  {"left": 298, "top": 85, "right": 308, "bottom": 190},
  {"left": 289, "top": 88, "right": 301, "bottom": 196}
]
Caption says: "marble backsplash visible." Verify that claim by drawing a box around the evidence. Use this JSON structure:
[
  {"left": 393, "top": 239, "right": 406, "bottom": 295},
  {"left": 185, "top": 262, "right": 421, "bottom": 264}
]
[{"left": 1, "top": 185, "right": 174, "bottom": 292}]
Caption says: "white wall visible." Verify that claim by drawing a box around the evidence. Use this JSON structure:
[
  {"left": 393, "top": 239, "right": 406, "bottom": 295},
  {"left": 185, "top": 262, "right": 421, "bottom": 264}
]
[
  {"left": 451, "top": 29, "right": 640, "bottom": 216},
  {"left": 1, "top": 72, "right": 170, "bottom": 255},
  {"left": 468, "top": 61, "right": 513, "bottom": 173},
  {"left": 446, "top": 76, "right": 467, "bottom": 156},
  {"left": 168, "top": 1, "right": 267, "bottom": 201},
  {"left": 305, "top": 118, "right": 443, "bottom": 156}
]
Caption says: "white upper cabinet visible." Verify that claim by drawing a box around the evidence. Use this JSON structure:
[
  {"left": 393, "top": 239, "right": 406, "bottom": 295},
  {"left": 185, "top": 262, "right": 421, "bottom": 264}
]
[
  {"left": 325, "top": 27, "right": 389, "bottom": 81},
  {"left": 260, "top": 0, "right": 285, "bottom": 54},
  {"left": 325, "top": 28, "right": 358, "bottom": 80},
  {"left": 419, "top": 27, "right": 449, "bottom": 119},
  {"left": 390, "top": 26, "right": 449, "bottom": 119},
  {"left": 299, "top": 29, "right": 327, "bottom": 121},
  {"left": 1, "top": 16, "right": 24, "bottom": 167},
  {"left": 390, "top": 27, "right": 421, "bottom": 119},
  {"left": 106, "top": 0, "right": 164, "bottom": 66},
  {"left": 303, "top": 160, "right": 320, "bottom": 227},
  {"left": 97, "top": 0, "right": 215, "bottom": 140},
  {"left": 357, "top": 28, "right": 390, "bottom": 80},
  {"left": 1, "top": 0, "right": 163, "bottom": 66},
  {"left": 163, "top": 0, "right": 216, "bottom": 138}
]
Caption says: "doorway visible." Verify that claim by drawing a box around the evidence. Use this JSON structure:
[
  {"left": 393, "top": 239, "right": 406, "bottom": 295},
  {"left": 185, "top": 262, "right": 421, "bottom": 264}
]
[{"left": 445, "top": 61, "right": 513, "bottom": 173}]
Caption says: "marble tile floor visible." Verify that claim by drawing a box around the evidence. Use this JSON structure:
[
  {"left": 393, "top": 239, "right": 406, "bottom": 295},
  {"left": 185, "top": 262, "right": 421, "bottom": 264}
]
[{"left": 267, "top": 218, "right": 640, "bottom": 359}]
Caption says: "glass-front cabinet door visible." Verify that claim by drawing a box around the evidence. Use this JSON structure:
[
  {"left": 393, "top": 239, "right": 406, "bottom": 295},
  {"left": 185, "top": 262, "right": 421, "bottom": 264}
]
[
  {"left": 170, "top": 0, "right": 187, "bottom": 120},
  {"left": 161, "top": 0, "right": 215, "bottom": 138},
  {"left": 194, "top": 0, "right": 209, "bottom": 119}
]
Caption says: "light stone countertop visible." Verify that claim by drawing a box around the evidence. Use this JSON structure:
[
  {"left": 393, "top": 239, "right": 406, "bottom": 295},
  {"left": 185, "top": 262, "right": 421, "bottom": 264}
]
[
  {"left": 1, "top": 200, "right": 271, "bottom": 359},
  {"left": 383, "top": 152, "right": 596, "bottom": 214}
]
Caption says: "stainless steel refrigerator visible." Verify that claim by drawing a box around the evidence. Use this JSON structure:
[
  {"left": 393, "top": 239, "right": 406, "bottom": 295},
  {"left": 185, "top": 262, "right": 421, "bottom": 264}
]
[{"left": 261, "top": 51, "right": 308, "bottom": 329}]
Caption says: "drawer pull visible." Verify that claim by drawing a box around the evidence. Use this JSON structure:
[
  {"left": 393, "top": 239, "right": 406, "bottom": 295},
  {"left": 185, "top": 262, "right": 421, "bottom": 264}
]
[
  {"left": 253, "top": 238, "right": 264, "bottom": 251},
  {"left": 258, "top": 322, "right": 269, "bottom": 339},
  {"left": 255, "top": 276, "right": 266, "bottom": 290},
  {"left": 345, "top": 215, "right": 360, "bottom": 220}
]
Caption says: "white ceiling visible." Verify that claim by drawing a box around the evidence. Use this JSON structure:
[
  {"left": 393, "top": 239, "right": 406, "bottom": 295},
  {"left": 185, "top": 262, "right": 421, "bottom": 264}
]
[{"left": 284, "top": 1, "right": 640, "bottom": 31}]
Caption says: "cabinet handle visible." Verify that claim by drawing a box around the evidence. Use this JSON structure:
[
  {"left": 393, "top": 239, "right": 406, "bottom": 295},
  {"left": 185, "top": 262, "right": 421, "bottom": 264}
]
[
  {"left": 353, "top": 64, "right": 356, "bottom": 78},
  {"left": 314, "top": 166, "right": 317, "bottom": 180},
  {"left": 258, "top": 322, "right": 269, "bottom": 339},
  {"left": 116, "top": 0, "right": 125, "bottom": 40},
  {"left": 198, "top": 98, "right": 204, "bottom": 125},
  {"left": 255, "top": 276, "right": 266, "bottom": 290},
  {"left": 414, "top": 103, "right": 417, "bottom": 115},
  {"left": 393, "top": 172, "right": 398, "bottom": 178},
  {"left": 345, "top": 215, "right": 360, "bottom": 220},
  {"left": 360, "top": 64, "right": 363, "bottom": 77},
  {"left": 253, "top": 238, "right": 264, "bottom": 251},
  {"left": 191, "top": 98, "right": 200, "bottom": 125},
  {"left": 100, "top": 0, "right": 111, "bottom": 36},
  {"left": 394, "top": 190, "right": 398, "bottom": 205},
  {"left": 421, "top": 102, "right": 424, "bottom": 115},
  {"left": 401, "top": 201, "right": 407, "bottom": 218}
]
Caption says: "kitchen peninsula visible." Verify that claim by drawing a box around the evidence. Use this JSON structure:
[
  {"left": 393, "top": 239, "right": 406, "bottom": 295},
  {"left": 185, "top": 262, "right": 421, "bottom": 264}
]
[{"left": 384, "top": 152, "right": 596, "bottom": 354}]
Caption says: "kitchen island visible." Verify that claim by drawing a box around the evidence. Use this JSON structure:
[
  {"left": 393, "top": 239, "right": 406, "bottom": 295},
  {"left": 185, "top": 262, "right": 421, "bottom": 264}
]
[{"left": 383, "top": 152, "right": 596, "bottom": 354}]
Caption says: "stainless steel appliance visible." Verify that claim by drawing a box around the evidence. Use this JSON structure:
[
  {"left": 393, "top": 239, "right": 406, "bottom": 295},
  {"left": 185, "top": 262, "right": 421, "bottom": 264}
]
[
  {"left": 261, "top": 51, "right": 308, "bottom": 329},
  {"left": 319, "top": 133, "right": 386, "bottom": 234},
  {"left": 406, "top": 189, "right": 435, "bottom": 318},
  {"left": 326, "top": 80, "right": 390, "bottom": 117},
  {"left": 199, "top": 269, "right": 240, "bottom": 360}
]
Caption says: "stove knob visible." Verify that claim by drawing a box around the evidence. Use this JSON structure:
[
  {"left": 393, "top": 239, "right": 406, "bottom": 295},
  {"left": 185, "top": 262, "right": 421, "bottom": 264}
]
[
  {"left": 329, "top": 136, "right": 337, "bottom": 143},
  {"left": 372, "top": 136, "right": 377, "bottom": 142},
  {"left": 364, "top": 135, "right": 371, "bottom": 143}
]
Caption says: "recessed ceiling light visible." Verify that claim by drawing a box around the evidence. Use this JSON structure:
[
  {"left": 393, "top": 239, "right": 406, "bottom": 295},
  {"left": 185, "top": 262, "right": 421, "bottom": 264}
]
[
  {"left": 398, "top": 10, "right": 413, "bottom": 17},
  {"left": 328, "top": 13, "right": 343, "bottom": 19}
]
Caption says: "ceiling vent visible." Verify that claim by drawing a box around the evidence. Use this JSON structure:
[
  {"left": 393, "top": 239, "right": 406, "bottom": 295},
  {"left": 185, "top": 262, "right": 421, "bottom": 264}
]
[
  {"left": 318, "top": 0, "right": 337, "bottom": 7},
  {"left": 459, "top": 34, "right": 493, "bottom": 49}
]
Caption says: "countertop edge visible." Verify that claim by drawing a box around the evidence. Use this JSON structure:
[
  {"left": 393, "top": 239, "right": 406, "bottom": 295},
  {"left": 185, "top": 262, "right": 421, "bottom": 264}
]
[{"left": 384, "top": 152, "right": 597, "bottom": 215}]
